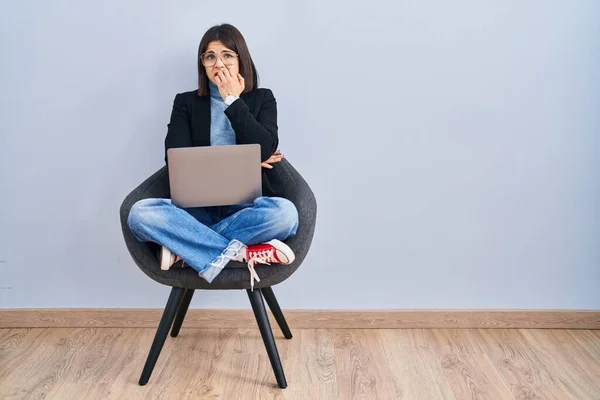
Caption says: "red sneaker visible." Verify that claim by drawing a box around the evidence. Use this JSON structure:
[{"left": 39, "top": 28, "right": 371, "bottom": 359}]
[{"left": 242, "top": 240, "right": 295, "bottom": 290}]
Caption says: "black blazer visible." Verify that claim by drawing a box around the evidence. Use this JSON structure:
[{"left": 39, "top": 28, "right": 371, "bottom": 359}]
[{"left": 163, "top": 87, "right": 285, "bottom": 198}]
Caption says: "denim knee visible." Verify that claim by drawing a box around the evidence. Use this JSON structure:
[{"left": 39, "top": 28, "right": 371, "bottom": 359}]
[
  {"left": 127, "top": 198, "right": 167, "bottom": 234},
  {"left": 257, "top": 197, "right": 299, "bottom": 236}
]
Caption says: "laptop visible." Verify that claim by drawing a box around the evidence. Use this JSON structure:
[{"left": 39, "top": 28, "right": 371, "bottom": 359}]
[{"left": 166, "top": 144, "right": 262, "bottom": 208}]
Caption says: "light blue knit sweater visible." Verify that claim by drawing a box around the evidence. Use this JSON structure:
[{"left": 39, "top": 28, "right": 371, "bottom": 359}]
[{"left": 208, "top": 81, "right": 236, "bottom": 146}]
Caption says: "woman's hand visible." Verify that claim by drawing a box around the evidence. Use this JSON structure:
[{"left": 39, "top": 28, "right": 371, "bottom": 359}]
[
  {"left": 261, "top": 149, "right": 283, "bottom": 169},
  {"left": 215, "top": 68, "right": 245, "bottom": 100}
]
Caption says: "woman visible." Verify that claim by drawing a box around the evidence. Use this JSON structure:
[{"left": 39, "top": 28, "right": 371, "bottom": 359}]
[{"left": 127, "top": 24, "right": 299, "bottom": 289}]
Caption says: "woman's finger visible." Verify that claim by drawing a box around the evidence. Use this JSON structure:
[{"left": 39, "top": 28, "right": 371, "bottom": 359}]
[
  {"left": 266, "top": 155, "right": 283, "bottom": 163},
  {"left": 225, "top": 68, "right": 236, "bottom": 83},
  {"left": 261, "top": 162, "right": 273, "bottom": 169},
  {"left": 263, "top": 155, "right": 283, "bottom": 164}
]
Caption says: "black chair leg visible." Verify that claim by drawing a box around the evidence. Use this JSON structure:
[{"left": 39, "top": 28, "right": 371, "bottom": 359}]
[
  {"left": 261, "top": 286, "right": 293, "bottom": 339},
  {"left": 171, "top": 289, "right": 195, "bottom": 338},
  {"left": 139, "top": 286, "right": 185, "bottom": 385},
  {"left": 247, "top": 288, "right": 287, "bottom": 389}
]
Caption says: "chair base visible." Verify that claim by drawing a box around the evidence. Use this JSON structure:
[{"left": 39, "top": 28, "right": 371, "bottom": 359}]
[{"left": 138, "top": 286, "right": 292, "bottom": 389}]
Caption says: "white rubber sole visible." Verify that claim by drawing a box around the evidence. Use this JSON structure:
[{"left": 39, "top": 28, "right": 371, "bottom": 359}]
[
  {"left": 160, "top": 246, "right": 175, "bottom": 270},
  {"left": 266, "top": 239, "right": 295, "bottom": 264}
]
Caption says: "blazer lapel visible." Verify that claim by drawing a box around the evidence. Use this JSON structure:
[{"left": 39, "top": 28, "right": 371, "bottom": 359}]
[{"left": 194, "top": 94, "right": 212, "bottom": 147}]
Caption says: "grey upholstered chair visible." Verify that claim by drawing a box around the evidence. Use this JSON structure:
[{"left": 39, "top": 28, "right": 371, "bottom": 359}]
[{"left": 119, "top": 158, "right": 317, "bottom": 389}]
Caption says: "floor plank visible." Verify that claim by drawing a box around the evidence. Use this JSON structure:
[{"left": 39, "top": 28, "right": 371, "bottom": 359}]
[
  {"left": 332, "top": 329, "right": 403, "bottom": 400},
  {"left": 379, "top": 329, "right": 456, "bottom": 399},
  {"left": 279, "top": 329, "right": 338, "bottom": 399},
  {"left": 1, "top": 328, "right": 96, "bottom": 399},
  {"left": 1, "top": 327, "right": 599, "bottom": 399},
  {"left": 471, "top": 329, "right": 568, "bottom": 399},
  {"left": 426, "top": 328, "right": 515, "bottom": 399},
  {"left": 567, "top": 330, "right": 600, "bottom": 361},
  {"left": 520, "top": 329, "right": 600, "bottom": 399},
  {"left": 0, "top": 328, "right": 51, "bottom": 382}
]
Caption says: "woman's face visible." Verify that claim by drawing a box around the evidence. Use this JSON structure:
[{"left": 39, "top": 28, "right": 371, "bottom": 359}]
[{"left": 202, "top": 40, "right": 239, "bottom": 86}]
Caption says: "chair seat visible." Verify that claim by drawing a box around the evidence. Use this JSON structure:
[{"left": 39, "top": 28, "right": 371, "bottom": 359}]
[{"left": 137, "top": 251, "right": 299, "bottom": 290}]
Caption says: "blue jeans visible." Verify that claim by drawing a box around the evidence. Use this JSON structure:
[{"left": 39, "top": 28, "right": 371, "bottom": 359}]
[{"left": 127, "top": 197, "right": 299, "bottom": 282}]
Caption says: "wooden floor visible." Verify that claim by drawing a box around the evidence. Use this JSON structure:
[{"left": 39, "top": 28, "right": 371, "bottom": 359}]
[{"left": 1, "top": 328, "right": 599, "bottom": 399}]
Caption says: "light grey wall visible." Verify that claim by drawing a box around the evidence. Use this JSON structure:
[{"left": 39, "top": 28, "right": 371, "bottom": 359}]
[{"left": 1, "top": 1, "right": 598, "bottom": 310}]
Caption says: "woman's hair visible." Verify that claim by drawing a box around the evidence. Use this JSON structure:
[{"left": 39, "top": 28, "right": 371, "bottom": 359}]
[{"left": 197, "top": 23, "right": 259, "bottom": 97}]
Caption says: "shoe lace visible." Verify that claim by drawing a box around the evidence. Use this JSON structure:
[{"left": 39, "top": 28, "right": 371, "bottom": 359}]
[{"left": 246, "top": 248, "right": 277, "bottom": 291}]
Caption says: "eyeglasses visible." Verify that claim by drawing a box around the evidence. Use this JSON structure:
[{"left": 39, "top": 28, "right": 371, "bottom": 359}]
[{"left": 200, "top": 51, "right": 238, "bottom": 67}]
